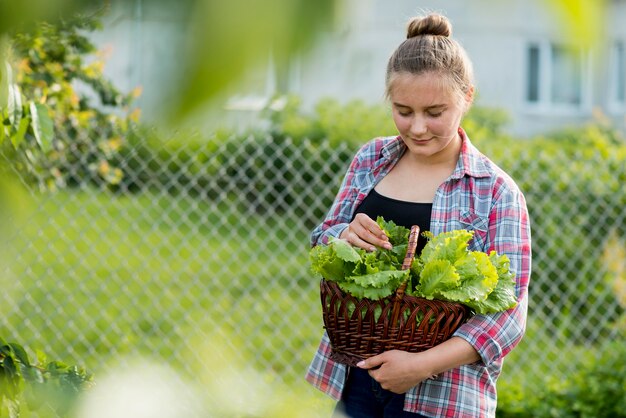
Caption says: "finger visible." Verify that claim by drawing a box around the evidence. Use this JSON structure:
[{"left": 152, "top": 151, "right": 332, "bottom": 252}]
[
  {"left": 352, "top": 215, "right": 392, "bottom": 250},
  {"left": 354, "top": 214, "right": 387, "bottom": 239},
  {"left": 346, "top": 230, "right": 377, "bottom": 252},
  {"left": 356, "top": 354, "right": 385, "bottom": 370}
]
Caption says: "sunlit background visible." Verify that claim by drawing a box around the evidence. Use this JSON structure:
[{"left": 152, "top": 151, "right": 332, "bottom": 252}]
[{"left": 1, "top": 0, "right": 625, "bottom": 417}]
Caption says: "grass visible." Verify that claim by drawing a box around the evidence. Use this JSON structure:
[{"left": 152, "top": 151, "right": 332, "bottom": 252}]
[{"left": 1, "top": 187, "right": 334, "bottom": 415}]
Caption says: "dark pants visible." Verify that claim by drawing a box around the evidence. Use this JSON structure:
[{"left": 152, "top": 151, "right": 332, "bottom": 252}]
[{"left": 333, "top": 368, "right": 428, "bottom": 418}]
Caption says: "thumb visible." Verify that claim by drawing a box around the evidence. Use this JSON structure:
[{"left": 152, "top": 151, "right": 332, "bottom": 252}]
[{"left": 356, "top": 354, "right": 385, "bottom": 370}]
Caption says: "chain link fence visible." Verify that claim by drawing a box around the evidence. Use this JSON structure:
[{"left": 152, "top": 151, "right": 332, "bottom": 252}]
[{"left": 1, "top": 132, "right": 625, "bottom": 412}]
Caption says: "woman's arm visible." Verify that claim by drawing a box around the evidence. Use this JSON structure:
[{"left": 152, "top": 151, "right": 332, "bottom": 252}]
[{"left": 452, "top": 184, "right": 532, "bottom": 366}]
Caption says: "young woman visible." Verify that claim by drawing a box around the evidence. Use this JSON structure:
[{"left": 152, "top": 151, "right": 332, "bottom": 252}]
[{"left": 305, "top": 13, "right": 531, "bottom": 418}]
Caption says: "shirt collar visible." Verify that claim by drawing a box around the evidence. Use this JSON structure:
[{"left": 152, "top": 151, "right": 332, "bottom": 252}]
[{"left": 452, "top": 128, "right": 492, "bottom": 179}]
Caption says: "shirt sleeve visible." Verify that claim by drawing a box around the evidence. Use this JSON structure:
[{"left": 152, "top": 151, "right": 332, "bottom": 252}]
[
  {"left": 310, "top": 143, "right": 370, "bottom": 247},
  {"left": 452, "top": 182, "right": 532, "bottom": 366}
]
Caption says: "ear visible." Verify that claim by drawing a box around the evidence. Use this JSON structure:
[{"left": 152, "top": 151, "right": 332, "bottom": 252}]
[
  {"left": 465, "top": 85, "right": 475, "bottom": 107},
  {"left": 462, "top": 85, "right": 474, "bottom": 114}
]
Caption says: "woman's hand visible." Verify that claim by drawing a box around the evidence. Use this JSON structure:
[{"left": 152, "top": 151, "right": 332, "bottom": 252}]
[
  {"left": 356, "top": 350, "right": 433, "bottom": 394},
  {"left": 356, "top": 337, "right": 481, "bottom": 394},
  {"left": 340, "top": 213, "right": 392, "bottom": 251}
]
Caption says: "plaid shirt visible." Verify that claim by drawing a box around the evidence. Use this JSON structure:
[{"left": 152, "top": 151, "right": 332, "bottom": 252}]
[{"left": 305, "top": 129, "right": 531, "bottom": 417}]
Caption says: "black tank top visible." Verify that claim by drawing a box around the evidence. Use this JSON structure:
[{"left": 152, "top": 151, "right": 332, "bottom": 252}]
[{"left": 353, "top": 188, "right": 433, "bottom": 255}]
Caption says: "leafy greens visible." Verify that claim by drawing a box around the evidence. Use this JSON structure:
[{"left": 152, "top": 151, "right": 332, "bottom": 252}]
[{"left": 310, "top": 217, "right": 518, "bottom": 314}]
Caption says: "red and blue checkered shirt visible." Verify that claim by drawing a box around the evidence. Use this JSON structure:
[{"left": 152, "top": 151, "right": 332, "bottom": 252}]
[{"left": 305, "top": 129, "right": 532, "bottom": 417}]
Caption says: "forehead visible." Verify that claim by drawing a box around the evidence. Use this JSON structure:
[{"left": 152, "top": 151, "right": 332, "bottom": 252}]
[{"left": 389, "top": 72, "right": 460, "bottom": 106}]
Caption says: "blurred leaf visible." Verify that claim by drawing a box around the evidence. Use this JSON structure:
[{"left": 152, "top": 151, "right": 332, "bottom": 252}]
[
  {"left": 0, "top": 0, "right": 94, "bottom": 35},
  {"left": 11, "top": 116, "right": 30, "bottom": 148},
  {"left": 2, "top": 356, "right": 18, "bottom": 377},
  {"left": 170, "top": 0, "right": 335, "bottom": 122},
  {"left": 29, "top": 101, "right": 53, "bottom": 153},
  {"left": 7, "top": 83, "right": 22, "bottom": 131},
  {"left": 8, "top": 344, "right": 31, "bottom": 367},
  {"left": 545, "top": 0, "right": 606, "bottom": 48}
]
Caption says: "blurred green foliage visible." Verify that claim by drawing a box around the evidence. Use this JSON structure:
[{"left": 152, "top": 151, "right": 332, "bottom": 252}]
[
  {"left": 0, "top": 338, "right": 92, "bottom": 418},
  {"left": 170, "top": 0, "right": 336, "bottom": 122},
  {"left": 497, "top": 340, "right": 626, "bottom": 418},
  {"left": 1, "top": 8, "right": 138, "bottom": 191},
  {"left": 1, "top": 189, "right": 330, "bottom": 416},
  {"left": 264, "top": 95, "right": 397, "bottom": 146},
  {"left": 0, "top": 0, "right": 95, "bottom": 36}
]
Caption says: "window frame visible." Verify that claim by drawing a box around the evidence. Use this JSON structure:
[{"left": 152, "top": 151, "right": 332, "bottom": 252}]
[
  {"left": 523, "top": 40, "right": 592, "bottom": 115},
  {"left": 608, "top": 39, "right": 626, "bottom": 112}
]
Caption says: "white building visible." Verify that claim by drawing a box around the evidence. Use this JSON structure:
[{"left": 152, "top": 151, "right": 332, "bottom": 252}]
[{"left": 96, "top": 0, "right": 626, "bottom": 137}]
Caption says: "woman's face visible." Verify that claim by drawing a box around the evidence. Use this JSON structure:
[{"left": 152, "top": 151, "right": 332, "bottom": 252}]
[{"left": 389, "top": 72, "right": 471, "bottom": 159}]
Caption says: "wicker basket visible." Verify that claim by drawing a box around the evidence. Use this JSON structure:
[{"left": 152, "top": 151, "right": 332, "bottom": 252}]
[{"left": 320, "top": 225, "right": 471, "bottom": 367}]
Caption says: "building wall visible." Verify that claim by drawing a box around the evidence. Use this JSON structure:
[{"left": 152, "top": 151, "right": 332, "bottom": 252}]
[
  {"left": 90, "top": 0, "right": 192, "bottom": 120},
  {"left": 93, "top": 0, "right": 626, "bottom": 137},
  {"left": 297, "top": 0, "right": 626, "bottom": 137}
]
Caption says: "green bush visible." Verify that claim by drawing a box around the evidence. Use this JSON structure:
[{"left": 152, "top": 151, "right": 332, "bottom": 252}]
[
  {"left": 264, "top": 94, "right": 398, "bottom": 147},
  {"left": 497, "top": 340, "right": 626, "bottom": 418},
  {"left": 116, "top": 123, "right": 356, "bottom": 229},
  {"left": 472, "top": 123, "right": 626, "bottom": 341},
  {"left": 1, "top": 8, "right": 138, "bottom": 191}
]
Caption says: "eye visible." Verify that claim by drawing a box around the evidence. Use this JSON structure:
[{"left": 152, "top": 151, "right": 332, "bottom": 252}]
[
  {"left": 427, "top": 110, "right": 444, "bottom": 117},
  {"left": 395, "top": 107, "right": 412, "bottom": 117}
]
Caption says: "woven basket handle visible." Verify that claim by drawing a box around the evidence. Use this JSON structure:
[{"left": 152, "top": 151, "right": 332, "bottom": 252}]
[
  {"left": 390, "top": 225, "right": 420, "bottom": 325},
  {"left": 401, "top": 225, "right": 420, "bottom": 271}
]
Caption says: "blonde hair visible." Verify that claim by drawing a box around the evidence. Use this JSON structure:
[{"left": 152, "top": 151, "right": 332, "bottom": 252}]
[{"left": 385, "top": 13, "right": 474, "bottom": 102}]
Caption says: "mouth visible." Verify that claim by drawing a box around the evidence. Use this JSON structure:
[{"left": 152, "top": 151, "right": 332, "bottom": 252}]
[{"left": 410, "top": 137, "right": 432, "bottom": 145}]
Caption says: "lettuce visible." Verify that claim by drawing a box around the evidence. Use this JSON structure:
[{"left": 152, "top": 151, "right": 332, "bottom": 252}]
[
  {"left": 310, "top": 219, "right": 518, "bottom": 314},
  {"left": 309, "top": 238, "right": 361, "bottom": 281},
  {"left": 376, "top": 216, "right": 409, "bottom": 246},
  {"left": 339, "top": 270, "right": 409, "bottom": 299},
  {"left": 309, "top": 225, "right": 410, "bottom": 300},
  {"left": 415, "top": 259, "right": 460, "bottom": 299},
  {"left": 413, "top": 230, "right": 517, "bottom": 314}
]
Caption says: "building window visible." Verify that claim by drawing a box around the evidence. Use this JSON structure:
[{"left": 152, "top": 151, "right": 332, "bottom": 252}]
[
  {"left": 527, "top": 45, "right": 540, "bottom": 102},
  {"left": 609, "top": 40, "right": 625, "bottom": 107},
  {"left": 525, "top": 42, "right": 589, "bottom": 110},
  {"left": 551, "top": 45, "right": 583, "bottom": 105}
]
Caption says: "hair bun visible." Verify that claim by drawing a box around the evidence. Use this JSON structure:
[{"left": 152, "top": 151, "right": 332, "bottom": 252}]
[{"left": 406, "top": 14, "right": 452, "bottom": 38}]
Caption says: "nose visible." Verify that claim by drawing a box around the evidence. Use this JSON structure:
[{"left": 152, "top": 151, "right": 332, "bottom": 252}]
[{"left": 409, "top": 114, "right": 427, "bottom": 137}]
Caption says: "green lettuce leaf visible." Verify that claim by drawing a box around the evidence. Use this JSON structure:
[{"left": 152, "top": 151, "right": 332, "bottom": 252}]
[
  {"left": 347, "top": 269, "right": 409, "bottom": 289},
  {"left": 337, "top": 281, "right": 397, "bottom": 300},
  {"left": 376, "top": 216, "right": 409, "bottom": 246},
  {"left": 330, "top": 238, "right": 362, "bottom": 262},
  {"left": 464, "top": 275, "right": 518, "bottom": 314},
  {"left": 465, "top": 251, "right": 518, "bottom": 313},
  {"left": 448, "top": 251, "right": 499, "bottom": 301},
  {"left": 309, "top": 238, "right": 361, "bottom": 281},
  {"left": 489, "top": 251, "right": 516, "bottom": 284},
  {"left": 338, "top": 270, "right": 409, "bottom": 300},
  {"left": 416, "top": 259, "right": 460, "bottom": 299},
  {"left": 420, "top": 230, "right": 474, "bottom": 265}
]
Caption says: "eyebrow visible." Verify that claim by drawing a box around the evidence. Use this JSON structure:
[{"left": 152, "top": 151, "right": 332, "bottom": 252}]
[{"left": 392, "top": 102, "right": 447, "bottom": 110}]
